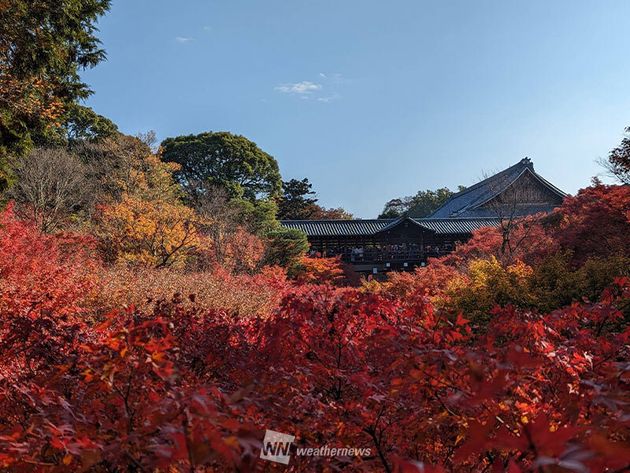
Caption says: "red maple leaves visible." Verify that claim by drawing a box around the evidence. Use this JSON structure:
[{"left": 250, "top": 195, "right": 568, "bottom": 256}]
[{"left": 0, "top": 186, "right": 629, "bottom": 471}]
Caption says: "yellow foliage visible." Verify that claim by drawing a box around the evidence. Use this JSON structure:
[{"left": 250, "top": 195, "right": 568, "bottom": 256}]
[
  {"left": 97, "top": 195, "right": 204, "bottom": 268},
  {"left": 116, "top": 151, "right": 182, "bottom": 203},
  {"left": 446, "top": 256, "right": 537, "bottom": 325},
  {"left": 467, "top": 257, "right": 533, "bottom": 292}
]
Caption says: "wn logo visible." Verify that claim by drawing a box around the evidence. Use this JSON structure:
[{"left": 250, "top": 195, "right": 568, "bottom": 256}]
[{"left": 260, "top": 429, "right": 295, "bottom": 465}]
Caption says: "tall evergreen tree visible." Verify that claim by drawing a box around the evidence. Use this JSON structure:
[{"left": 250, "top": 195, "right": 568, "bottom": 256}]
[
  {"left": 0, "top": 0, "right": 112, "bottom": 190},
  {"left": 277, "top": 178, "right": 319, "bottom": 220}
]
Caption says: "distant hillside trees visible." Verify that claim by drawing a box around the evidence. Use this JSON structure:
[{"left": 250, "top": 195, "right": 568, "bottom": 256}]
[
  {"left": 309, "top": 206, "right": 354, "bottom": 220},
  {"left": 379, "top": 186, "right": 464, "bottom": 218}
]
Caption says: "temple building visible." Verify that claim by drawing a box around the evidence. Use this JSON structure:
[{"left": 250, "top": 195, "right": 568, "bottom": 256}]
[{"left": 281, "top": 158, "right": 566, "bottom": 274}]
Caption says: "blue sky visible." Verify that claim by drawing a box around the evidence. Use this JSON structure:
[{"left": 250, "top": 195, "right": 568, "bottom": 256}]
[{"left": 82, "top": 0, "right": 630, "bottom": 217}]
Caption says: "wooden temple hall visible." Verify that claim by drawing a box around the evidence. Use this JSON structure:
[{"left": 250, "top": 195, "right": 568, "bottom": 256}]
[{"left": 281, "top": 159, "right": 566, "bottom": 274}]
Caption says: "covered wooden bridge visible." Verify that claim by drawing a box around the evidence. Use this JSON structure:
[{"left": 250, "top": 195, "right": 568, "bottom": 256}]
[
  {"left": 281, "top": 158, "right": 566, "bottom": 274},
  {"left": 281, "top": 217, "right": 500, "bottom": 273}
]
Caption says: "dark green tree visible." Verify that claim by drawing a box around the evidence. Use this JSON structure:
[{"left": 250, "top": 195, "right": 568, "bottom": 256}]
[
  {"left": 160, "top": 132, "right": 282, "bottom": 202},
  {"left": 263, "top": 227, "right": 309, "bottom": 270},
  {"left": 379, "top": 197, "right": 411, "bottom": 218},
  {"left": 59, "top": 104, "right": 118, "bottom": 143},
  {"left": 0, "top": 0, "right": 112, "bottom": 189},
  {"left": 379, "top": 187, "right": 464, "bottom": 218},
  {"left": 277, "top": 178, "right": 319, "bottom": 220}
]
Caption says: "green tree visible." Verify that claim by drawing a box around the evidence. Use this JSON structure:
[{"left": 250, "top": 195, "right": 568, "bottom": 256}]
[
  {"left": 60, "top": 103, "right": 118, "bottom": 143},
  {"left": 190, "top": 182, "right": 308, "bottom": 271},
  {"left": 0, "top": 0, "right": 112, "bottom": 189},
  {"left": 233, "top": 197, "right": 309, "bottom": 270},
  {"left": 232, "top": 197, "right": 280, "bottom": 236},
  {"left": 277, "top": 178, "right": 318, "bottom": 220},
  {"left": 263, "top": 227, "right": 309, "bottom": 270},
  {"left": 161, "top": 131, "right": 282, "bottom": 202},
  {"left": 379, "top": 187, "right": 463, "bottom": 218}
]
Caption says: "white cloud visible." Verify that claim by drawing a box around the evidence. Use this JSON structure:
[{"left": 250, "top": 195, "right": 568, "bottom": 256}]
[
  {"left": 273, "top": 74, "right": 348, "bottom": 104},
  {"left": 175, "top": 36, "right": 194, "bottom": 43},
  {"left": 317, "top": 94, "right": 340, "bottom": 103},
  {"left": 274, "top": 81, "right": 322, "bottom": 95}
]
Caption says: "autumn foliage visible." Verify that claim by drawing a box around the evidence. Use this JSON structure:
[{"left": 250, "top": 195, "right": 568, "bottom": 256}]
[
  {"left": 96, "top": 195, "right": 202, "bottom": 268},
  {"left": 294, "top": 255, "right": 349, "bottom": 286},
  {"left": 3, "top": 5, "right": 628, "bottom": 469},
  {"left": 0, "top": 184, "right": 629, "bottom": 472}
]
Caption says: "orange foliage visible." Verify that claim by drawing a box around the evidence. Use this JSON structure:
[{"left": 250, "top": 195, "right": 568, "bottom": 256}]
[
  {"left": 95, "top": 195, "right": 203, "bottom": 268},
  {"left": 192, "top": 226, "right": 266, "bottom": 274},
  {"left": 295, "top": 255, "right": 347, "bottom": 285},
  {"left": 366, "top": 262, "right": 459, "bottom": 300},
  {"left": 0, "top": 65, "right": 65, "bottom": 129}
]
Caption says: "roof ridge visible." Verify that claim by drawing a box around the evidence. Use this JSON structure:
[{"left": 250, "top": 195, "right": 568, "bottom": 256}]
[
  {"left": 444, "top": 158, "right": 530, "bottom": 200},
  {"left": 280, "top": 218, "right": 394, "bottom": 222},
  {"left": 465, "top": 167, "right": 530, "bottom": 211},
  {"left": 415, "top": 216, "right": 502, "bottom": 221},
  {"left": 527, "top": 169, "right": 567, "bottom": 198},
  {"left": 427, "top": 158, "right": 538, "bottom": 218}
]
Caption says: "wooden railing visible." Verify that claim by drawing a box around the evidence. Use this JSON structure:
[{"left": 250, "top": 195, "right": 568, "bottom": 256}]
[{"left": 316, "top": 247, "right": 451, "bottom": 263}]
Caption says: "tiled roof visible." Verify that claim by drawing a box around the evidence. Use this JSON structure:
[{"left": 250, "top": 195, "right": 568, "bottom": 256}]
[
  {"left": 282, "top": 159, "right": 564, "bottom": 238},
  {"left": 425, "top": 158, "right": 566, "bottom": 218},
  {"left": 415, "top": 217, "right": 500, "bottom": 234},
  {"left": 438, "top": 204, "right": 561, "bottom": 218},
  {"left": 280, "top": 219, "right": 393, "bottom": 237},
  {"left": 281, "top": 217, "right": 501, "bottom": 237}
]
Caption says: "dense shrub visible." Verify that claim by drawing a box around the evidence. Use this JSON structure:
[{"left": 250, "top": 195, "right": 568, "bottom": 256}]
[{"left": 89, "top": 265, "right": 287, "bottom": 319}]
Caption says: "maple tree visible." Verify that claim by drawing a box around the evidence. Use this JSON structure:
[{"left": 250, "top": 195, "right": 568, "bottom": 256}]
[
  {"left": 545, "top": 182, "right": 630, "bottom": 266},
  {"left": 95, "top": 195, "right": 203, "bottom": 268},
  {"left": 246, "top": 279, "right": 630, "bottom": 472},
  {"left": 294, "top": 255, "right": 348, "bottom": 285},
  {"left": 0, "top": 183, "right": 628, "bottom": 472}
]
